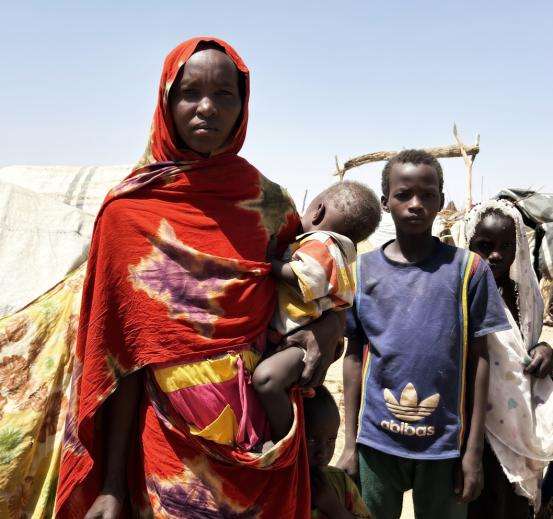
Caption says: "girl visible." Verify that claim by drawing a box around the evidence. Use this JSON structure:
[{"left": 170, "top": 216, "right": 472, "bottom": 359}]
[{"left": 466, "top": 199, "right": 553, "bottom": 518}]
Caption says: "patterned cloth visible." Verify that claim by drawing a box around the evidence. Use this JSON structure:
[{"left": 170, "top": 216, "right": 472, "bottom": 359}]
[
  {"left": 465, "top": 200, "right": 553, "bottom": 506},
  {"left": 152, "top": 349, "right": 270, "bottom": 451},
  {"left": 311, "top": 466, "right": 370, "bottom": 518},
  {"left": 55, "top": 37, "right": 310, "bottom": 518},
  {"left": 272, "top": 231, "right": 356, "bottom": 335},
  {"left": 0, "top": 264, "right": 85, "bottom": 519}
]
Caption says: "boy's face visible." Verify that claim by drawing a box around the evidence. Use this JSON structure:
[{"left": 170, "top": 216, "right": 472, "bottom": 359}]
[
  {"left": 470, "top": 214, "right": 516, "bottom": 280},
  {"left": 306, "top": 410, "right": 340, "bottom": 468},
  {"left": 170, "top": 49, "right": 242, "bottom": 155},
  {"left": 382, "top": 162, "right": 443, "bottom": 235}
]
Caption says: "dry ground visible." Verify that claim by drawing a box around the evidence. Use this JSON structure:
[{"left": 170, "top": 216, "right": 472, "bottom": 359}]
[{"left": 326, "top": 326, "right": 553, "bottom": 519}]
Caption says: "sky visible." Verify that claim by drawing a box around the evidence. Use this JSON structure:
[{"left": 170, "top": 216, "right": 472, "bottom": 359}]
[{"left": 1, "top": 1, "right": 552, "bottom": 209}]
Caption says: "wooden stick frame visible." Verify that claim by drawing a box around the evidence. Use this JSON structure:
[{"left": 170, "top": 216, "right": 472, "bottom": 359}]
[{"left": 334, "top": 124, "right": 480, "bottom": 209}]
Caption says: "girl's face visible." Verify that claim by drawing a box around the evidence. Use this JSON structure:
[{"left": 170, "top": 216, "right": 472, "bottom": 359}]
[
  {"left": 169, "top": 48, "right": 242, "bottom": 155},
  {"left": 470, "top": 213, "right": 516, "bottom": 280}
]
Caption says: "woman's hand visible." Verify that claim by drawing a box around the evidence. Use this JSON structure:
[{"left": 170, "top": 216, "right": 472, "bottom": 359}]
[
  {"left": 84, "top": 493, "right": 123, "bottom": 519},
  {"left": 525, "top": 343, "right": 553, "bottom": 378},
  {"left": 282, "top": 311, "right": 345, "bottom": 387}
]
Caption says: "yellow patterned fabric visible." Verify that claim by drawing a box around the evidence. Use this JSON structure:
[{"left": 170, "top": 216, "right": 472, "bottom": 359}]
[
  {"left": 154, "top": 350, "right": 260, "bottom": 392},
  {"left": 153, "top": 349, "right": 268, "bottom": 449},
  {"left": 0, "top": 264, "right": 84, "bottom": 519}
]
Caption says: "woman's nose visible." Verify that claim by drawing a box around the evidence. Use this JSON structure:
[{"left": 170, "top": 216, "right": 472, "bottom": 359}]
[{"left": 197, "top": 96, "right": 216, "bottom": 117}]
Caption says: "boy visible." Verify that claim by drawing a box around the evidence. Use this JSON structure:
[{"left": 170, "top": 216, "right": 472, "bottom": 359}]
[
  {"left": 305, "top": 386, "right": 371, "bottom": 519},
  {"left": 337, "top": 150, "right": 510, "bottom": 519},
  {"left": 253, "top": 181, "right": 381, "bottom": 441}
]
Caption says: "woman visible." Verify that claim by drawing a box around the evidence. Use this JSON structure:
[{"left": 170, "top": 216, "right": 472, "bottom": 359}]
[
  {"left": 55, "top": 37, "right": 343, "bottom": 518},
  {"left": 465, "top": 199, "right": 553, "bottom": 517}
]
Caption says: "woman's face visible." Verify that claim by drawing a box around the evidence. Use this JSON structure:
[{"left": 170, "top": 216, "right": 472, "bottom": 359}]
[
  {"left": 169, "top": 48, "right": 242, "bottom": 155},
  {"left": 470, "top": 213, "right": 516, "bottom": 280}
]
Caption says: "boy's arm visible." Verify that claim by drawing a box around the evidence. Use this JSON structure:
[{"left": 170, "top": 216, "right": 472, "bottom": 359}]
[
  {"left": 270, "top": 258, "right": 300, "bottom": 290},
  {"left": 336, "top": 335, "right": 364, "bottom": 480},
  {"left": 454, "top": 335, "right": 488, "bottom": 503}
]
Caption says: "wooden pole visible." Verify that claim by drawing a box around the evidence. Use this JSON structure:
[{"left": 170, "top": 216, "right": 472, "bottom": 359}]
[
  {"left": 334, "top": 141, "right": 480, "bottom": 177},
  {"left": 333, "top": 125, "right": 481, "bottom": 211},
  {"left": 301, "top": 189, "right": 308, "bottom": 213},
  {"left": 452, "top": 124, "right": 480, "bottom": 211}
]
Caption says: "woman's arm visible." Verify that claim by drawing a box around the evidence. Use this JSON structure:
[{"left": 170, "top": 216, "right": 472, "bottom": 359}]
[
  {"left": 282, "top": 310, "right": 345, "bottom": 387},
  {"left": 454, "top": 335, "right": 488, "bottom": 503},
  {"left": 84, "top": 372, "right": 140, "bottom": 519},
  {"left": 336, "top": 336, "right": 363, "bottom": 480}
]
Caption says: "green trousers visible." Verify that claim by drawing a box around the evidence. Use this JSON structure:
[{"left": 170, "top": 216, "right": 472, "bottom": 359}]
[{"left": 358, "top": 444, "right": 467, "bottom": 519}]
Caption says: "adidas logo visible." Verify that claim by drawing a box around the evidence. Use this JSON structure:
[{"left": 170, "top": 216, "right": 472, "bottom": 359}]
[
  {"left": 380, "top": 384, "right": 440, "bottom": 437},
  {"left": 383, "top": 383, "right": 440, "bottom": 422},
  {"left": 380, "top": 419, "right": 435, "bottom": 437}
]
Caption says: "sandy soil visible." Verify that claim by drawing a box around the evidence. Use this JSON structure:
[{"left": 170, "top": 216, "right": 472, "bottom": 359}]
[{"left": 326, "top": 326, "right": 553, "bottom": 519}]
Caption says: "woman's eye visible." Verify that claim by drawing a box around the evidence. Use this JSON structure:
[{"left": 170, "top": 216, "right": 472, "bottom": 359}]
[
  {"left": 182, "top": 89, "right": 199, "bottom": 97},
  {"left": 216, "top": 90, "right": 234, "bottom": 96}
]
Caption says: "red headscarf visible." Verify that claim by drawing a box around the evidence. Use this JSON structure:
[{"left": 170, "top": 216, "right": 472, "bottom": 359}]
[{"left": 55, "top": 37, "right": 310, "bottom": 518}]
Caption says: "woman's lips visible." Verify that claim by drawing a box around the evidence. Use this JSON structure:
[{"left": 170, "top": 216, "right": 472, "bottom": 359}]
[{"left": 193, "top": 124, "right": 218, "bottom": 134}]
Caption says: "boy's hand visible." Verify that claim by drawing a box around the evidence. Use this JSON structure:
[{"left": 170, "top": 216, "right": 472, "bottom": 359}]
[
  {"left": 454, "top": 450, "right": 483, "bottom": 503},
  {"left": 335, "top": 445, "right": 359, "bottom": 482},
  {"left": 525, "top": 343, "right": 553, "bottom": 378},
  {"left": 84, "top": 493, "right": 123, "bottom": 519}
]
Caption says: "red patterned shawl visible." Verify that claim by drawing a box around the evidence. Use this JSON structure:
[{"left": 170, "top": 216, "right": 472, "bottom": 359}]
[{"left": 55, "top": 37, "right": 309, "bottom": 518}]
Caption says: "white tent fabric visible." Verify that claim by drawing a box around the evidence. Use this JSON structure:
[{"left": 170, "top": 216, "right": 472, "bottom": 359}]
[
  {"left": 0, "top": 165, "right": 130, "bottom": 318},
  {"left": 0, "top": 182, "right": 96, "bottom": 318},
  {"left": 0, "top": 165, "right": 130, "bottom": 215}
]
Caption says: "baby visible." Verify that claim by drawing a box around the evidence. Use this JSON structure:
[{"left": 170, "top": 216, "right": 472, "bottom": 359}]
[
  {"left": 253, "top": 181, "right": 381, "bottom": 440},
  {"left": 306, "top": 386, "right": 371, "bottom": 518}
]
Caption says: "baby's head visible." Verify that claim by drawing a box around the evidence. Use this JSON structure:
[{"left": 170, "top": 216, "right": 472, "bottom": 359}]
[
  {"left": 304, "top": 385, "right": 341, "bottom": 468},
  {"left": 301, "top": 181, "right": 381, "bottom": 244},
  {"left": 469, "top": 208, "right": 516, "bottom": 281}
]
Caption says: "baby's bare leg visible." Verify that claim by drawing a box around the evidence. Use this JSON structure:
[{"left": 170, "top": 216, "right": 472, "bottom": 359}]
[{"left": 252, "top": 346, "right": 305, "bottom": 441}]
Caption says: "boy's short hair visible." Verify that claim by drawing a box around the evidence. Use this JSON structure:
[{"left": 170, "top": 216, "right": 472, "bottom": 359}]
[
  {"left": 381, "top": 149, "right": 444, "bottom": 199},
  {"left": 324, "top": 181, "right": 381, "bottom": 244},
  {"left": 304, "top": 385, "right": 340, "bottom": 423}
]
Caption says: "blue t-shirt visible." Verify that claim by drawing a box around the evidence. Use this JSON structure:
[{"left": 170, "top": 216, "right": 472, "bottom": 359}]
[{"left": 346, "top": 240, "right": 510, "bottom": 460}]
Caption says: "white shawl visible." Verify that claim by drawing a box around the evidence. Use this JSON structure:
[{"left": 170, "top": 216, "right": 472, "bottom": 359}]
[{"left": 464, "top": 200, "right": 553, "bottom": 505}]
